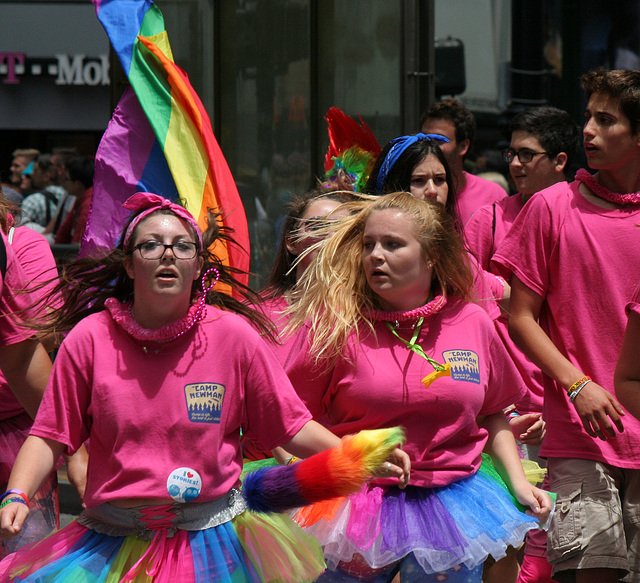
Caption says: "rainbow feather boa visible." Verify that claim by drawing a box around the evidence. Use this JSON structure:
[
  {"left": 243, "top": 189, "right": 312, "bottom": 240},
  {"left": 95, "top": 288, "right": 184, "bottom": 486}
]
[{"left": 243, "top": 427, "right": 405, "bottom": 513}]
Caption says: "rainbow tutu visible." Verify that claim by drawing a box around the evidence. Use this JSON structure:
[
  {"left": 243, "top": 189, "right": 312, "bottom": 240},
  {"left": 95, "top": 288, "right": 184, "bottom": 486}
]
[
  {"left": 293, "top": 456, "right": 542, "bottom": 576},
  {"left": 0, "top": 492, "right": 324, "bottom": 583}
]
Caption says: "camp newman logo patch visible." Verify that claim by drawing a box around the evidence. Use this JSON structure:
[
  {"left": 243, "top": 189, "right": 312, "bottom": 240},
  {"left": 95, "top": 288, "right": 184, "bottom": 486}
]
[
  {"left": 442, "top": 350, "right": 480, "bottom": 384},
  {"left": 184, "top": 383, "right": 225, "bottom": 423}
]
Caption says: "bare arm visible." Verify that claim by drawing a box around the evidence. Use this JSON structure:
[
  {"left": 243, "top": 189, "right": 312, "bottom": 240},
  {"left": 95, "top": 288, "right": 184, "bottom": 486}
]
[
  {"left": 509, "top": 276, "right": 624, "bottom": 440},
  {"left": 0, "top": 339, "right": 51, "bottom": 419},
  {"left": 0, "top": 435, "right": 65, "bottom": 539},
  {"left": 480, "top": 412, "right": 551, "bottom": 523},
  {"left": 615, "top": 310, "right": 640, "bottom": 420}
]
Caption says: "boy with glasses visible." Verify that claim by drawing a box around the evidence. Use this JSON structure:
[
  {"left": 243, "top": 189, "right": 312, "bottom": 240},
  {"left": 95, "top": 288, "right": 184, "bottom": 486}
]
[
  {"left": 466, "top": 106, "right": 581, "bottom": 270},
  {"left": 493, "top": 69, "right": 640, "bottom": 583}
]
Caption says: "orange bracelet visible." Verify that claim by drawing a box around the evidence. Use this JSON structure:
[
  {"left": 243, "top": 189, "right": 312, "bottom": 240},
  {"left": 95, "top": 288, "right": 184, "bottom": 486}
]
[{"left": 567, "top": 375, "right": 591, "bottom": 396}]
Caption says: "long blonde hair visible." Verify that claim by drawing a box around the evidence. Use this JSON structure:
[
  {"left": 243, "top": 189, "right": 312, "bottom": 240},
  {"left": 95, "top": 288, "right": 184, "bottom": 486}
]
[{"left": 285, "top": 191, "right": 474, "bottom": 364}]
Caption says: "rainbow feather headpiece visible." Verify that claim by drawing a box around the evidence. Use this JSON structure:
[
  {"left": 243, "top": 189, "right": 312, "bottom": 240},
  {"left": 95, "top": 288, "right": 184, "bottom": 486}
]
[
  {"left": 323, "top": 107, "right": 382, "bottom": 192},
  {"left": 243, "top": 427, "right": 405, "bottom": 514}
]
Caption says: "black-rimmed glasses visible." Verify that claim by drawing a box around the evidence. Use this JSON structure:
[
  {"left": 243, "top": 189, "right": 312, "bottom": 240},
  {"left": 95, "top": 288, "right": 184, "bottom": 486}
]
[
  {"left": 131, "top": 241, "right": 198, "bottom": 260},
  {"left": 503, "top": 148, "right": 549, "bottom": 164}
]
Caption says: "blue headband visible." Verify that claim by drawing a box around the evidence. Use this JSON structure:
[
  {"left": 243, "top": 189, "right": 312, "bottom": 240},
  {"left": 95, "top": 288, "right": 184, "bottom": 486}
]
[{"left": 375, "top": 133, "right": 450, "bottom": 193}]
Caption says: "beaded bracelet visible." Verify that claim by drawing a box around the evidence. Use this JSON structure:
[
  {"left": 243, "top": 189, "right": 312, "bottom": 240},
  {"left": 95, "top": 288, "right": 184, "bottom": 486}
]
[
  {"left": 567, "top": 375, "right": 591, "bottom": 397},
  {"left": 569, "top": 379, "right": 592, "bottom": 403},
  {"left": 0, "top": 489, "right": 29, "bottom": 508},
  {"left": 0, "top": 497, "right": 27, "bottom": 510}
]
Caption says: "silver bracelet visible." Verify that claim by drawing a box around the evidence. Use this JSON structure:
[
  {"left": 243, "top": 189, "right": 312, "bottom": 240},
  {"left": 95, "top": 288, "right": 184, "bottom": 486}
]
[{"left": 569, "top": 379, "right": 592, "bottom": 402}]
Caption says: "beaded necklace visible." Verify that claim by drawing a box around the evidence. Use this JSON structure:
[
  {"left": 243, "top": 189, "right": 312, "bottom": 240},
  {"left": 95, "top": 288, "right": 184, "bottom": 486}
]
[
  {"left": 107, "top": 268, "right": 220, "bottom": 354},
  {"left": 576, "top": 168, "right": 640, "bottom": 206}
]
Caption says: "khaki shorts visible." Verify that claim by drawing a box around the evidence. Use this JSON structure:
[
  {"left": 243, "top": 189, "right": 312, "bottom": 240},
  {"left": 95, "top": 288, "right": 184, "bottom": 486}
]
[{"left": 546, "top": 457, "right": 640, "bottom": 583}]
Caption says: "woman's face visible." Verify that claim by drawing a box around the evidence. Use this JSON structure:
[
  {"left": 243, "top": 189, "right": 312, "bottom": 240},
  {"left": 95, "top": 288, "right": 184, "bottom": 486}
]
[
  {"left": 362, "top": 209, "right": 433, "bottom": 312},
  {"left": 124, "top": 213, "right": 203, "bottom": 312},
  {"left": 409, "top": 154, "right": 449, "bottom": 206},
  {"left": 286, "top": 198, "right": 346, "bottom": 277}
]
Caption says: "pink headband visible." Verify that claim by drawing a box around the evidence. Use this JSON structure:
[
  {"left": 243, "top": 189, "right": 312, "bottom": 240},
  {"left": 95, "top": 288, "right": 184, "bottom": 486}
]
[{"left": 122, "top": 192, "right": 203, "bottom": 249}]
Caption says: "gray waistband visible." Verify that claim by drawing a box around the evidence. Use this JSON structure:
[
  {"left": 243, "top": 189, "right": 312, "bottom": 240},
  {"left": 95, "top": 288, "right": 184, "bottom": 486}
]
[{"left": 77, "top": 489, "right": 247, "bottom": 540}]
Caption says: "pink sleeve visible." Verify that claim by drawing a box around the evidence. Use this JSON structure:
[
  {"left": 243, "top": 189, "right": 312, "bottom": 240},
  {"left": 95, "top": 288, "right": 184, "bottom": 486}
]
[
  {"left": 0, "top": 234, "right": 38, "bottom": 345},
  {"left": 241, "top": 337, "right": 313, "bottom": 451},
  {"left": 465, "top": 203, "right": 496, "bottom": 271},
  {"left": 12, "top": 227, "right": 61, "bottom": 308},
  {"left": 282, "top": 326, "right": 334, "bottom": 421},
  {"left": 491, "top": 193, "right": 555, "bottom": 296},
  {"left": 29, "top": 325, "right": 93, "bottom": 454},
  {"left": 467, "top": 253, "right": 503, "bottom": 320},
  {"left": 480, "top": 333, "right": 527, "bottom": 415}
]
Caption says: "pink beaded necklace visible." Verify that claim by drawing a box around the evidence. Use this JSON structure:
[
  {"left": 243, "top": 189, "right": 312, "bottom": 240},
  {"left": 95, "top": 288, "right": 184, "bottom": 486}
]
[
  {"left": 576, "top": 168, "right": 640, "bottom": 206},
  {"left": 107, "top": 268, "right": 220, "bottom": 353}
]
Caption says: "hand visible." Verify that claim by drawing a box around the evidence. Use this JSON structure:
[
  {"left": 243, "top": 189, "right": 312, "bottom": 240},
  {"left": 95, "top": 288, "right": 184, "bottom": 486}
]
[
  {"left": 571, "top": 381, "right": 625, "bottom": 440},
  {"left": 509, "top": 413, "right": 546, "bottom": 446},
  {"left": 512, "top": 482, "right": 552, "bottom": 526},
  {"left": 0, "top": 501, "right": 30, "bottom": 540},
  {"left": 371, "top": 447, "right": 411, "bottom": 489}
]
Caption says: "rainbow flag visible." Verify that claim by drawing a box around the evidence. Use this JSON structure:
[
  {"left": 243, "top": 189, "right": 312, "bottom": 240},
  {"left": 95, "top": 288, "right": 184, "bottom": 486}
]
[{"left": 84, "top": 0, "right": 249, "bottom": 286}]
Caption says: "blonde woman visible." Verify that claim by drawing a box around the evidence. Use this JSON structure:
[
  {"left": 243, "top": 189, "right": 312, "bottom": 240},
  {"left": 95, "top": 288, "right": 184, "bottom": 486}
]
[{"left": 283, "top": 192, "right": 551, "bottom": 583}]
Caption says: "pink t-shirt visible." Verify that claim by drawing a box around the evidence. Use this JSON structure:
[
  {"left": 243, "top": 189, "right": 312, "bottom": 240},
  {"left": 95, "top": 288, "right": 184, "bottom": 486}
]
[
  {"left": 287, "top": 297, "right": 525, "bottom": 488},
  {"left": 0, "top": 227, "right": 59, "bottom": 420},
  {"left": 258, "top": 295, "right": 307, "bottom": 369},
  {"left": 457, "top": 172, "right": 508, "bottom": 228},
  {"left": 492, "top": 180, "right": 640, "bottom": 467},
  {"left": 30, "top": 304, "right": 312, "bottom": 507},
  {"left": 0, "top": 232, "right": 35, "bottom": 348},
  {"left": 465, "top": 195, "right": 544, "bottom": 414},
  {"left": 465, "top": 194, "right": 525, "bottom": 272}
]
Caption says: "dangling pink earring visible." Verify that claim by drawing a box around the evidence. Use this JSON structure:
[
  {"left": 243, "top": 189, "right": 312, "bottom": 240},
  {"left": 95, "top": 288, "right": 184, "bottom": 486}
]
[{"left": 201, "top": 267, "right": 220, "bottom": 296}]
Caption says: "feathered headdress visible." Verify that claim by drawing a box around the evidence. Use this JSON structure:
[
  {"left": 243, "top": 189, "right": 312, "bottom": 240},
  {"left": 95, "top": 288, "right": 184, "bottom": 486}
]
[{"left": 322, "top": 107, "right": 382, "bottom": 192}]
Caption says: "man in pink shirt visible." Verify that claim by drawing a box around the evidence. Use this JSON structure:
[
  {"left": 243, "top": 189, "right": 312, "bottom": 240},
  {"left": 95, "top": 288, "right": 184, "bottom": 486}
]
[
  {"left": 420, "top": 98, "right": 508, "bottom": 227},
  {"left": 493, "top": 70, "right": 640, "bottom": 583},
  {"left": 466, "top": 106, "right": 580, "bottom": 583}
]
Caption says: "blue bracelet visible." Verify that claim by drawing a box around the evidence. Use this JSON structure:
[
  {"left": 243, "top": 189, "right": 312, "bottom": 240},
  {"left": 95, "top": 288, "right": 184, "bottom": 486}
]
[{"left": 0, "top": 497, "right": 27, "bottom": 510}]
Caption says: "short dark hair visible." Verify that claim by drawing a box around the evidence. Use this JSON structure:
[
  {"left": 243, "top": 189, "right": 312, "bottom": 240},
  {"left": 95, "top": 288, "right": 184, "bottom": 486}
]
[
  {"left": 66, "top": 156, "right": 95, "bottom": 189},
  {"left": 510, "top": 106, "right": 581, "bottom": 178},
  {"left": 581, "top": 68, "right": 640, "bottom": 134},
  {"left": 419, "top": 98, "right": 477, "bottom": 146},
  {"left": 35, "top": 153, "right": 54, "bottom": 174}
]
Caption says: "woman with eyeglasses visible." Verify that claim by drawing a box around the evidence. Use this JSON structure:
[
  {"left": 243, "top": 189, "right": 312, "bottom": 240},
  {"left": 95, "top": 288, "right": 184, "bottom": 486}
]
[
  {"left": 236, "top": 189, "right": 356, "bottom": 462},
  {"left": 0, "top": 192, "right": 409, "bottom": 582}
]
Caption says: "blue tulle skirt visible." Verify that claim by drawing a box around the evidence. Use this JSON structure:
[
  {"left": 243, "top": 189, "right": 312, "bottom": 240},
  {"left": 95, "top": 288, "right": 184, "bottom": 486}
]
[{"left": 293, "top": 457, "right": 542, "bottom": 576}]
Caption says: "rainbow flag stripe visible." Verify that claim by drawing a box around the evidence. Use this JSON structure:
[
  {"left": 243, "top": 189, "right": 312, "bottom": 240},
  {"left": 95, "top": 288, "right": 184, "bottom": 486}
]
[{"left": 84, "top": 0, "right": 249, "bottom": 285}]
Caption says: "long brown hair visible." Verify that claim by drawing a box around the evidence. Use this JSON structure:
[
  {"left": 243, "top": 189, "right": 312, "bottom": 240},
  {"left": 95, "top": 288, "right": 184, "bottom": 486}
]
[{"left": 35, "top": 207, "right": 274, "bottom": 337}]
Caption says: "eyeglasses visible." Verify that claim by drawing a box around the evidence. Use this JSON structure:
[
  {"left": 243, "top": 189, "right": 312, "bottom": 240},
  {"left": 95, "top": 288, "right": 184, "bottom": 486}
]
[
  {"left": 131, "top": 241, "right": 198, "bottom": 260},
  {"left": 503, "top": 148, "right": 549, "bottom": 164},
  {"left": 297, "top": 216, "right": 333, "bottom": 233}
]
